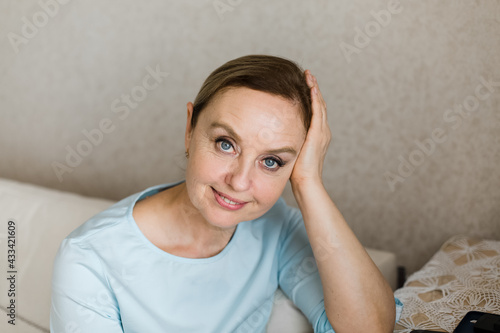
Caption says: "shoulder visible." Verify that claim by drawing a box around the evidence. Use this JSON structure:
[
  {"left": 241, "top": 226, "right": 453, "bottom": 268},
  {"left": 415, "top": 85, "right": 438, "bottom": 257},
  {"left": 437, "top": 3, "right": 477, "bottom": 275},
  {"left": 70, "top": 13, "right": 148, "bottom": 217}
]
[
  {"left": 52, "top": 184, "right": 164, "bottom": 283},
  {"left": 64, "top": 192, "right": 135, "bottom": 245},
  {"left": 52, "top": 193, "right": 135, "bottom": 276},
  {"left": 64, "top": 181, "right": 184, "bottom": 246}
]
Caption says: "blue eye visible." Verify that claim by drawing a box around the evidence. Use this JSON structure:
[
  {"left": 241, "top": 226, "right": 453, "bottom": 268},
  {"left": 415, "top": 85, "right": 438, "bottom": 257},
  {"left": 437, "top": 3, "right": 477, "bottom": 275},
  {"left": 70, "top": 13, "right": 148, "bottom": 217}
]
[
  {"left": 216, "top": 138, "right": 234, "bottom": 153},
  {"left": 220, "top": 140, "right": 232, "bottom": 151},
  {"left": 263, "top": 158, "right": 284, "bottom": 171},
  {"left": 264, "top": 159, "right": 277, "bottom": 168}
]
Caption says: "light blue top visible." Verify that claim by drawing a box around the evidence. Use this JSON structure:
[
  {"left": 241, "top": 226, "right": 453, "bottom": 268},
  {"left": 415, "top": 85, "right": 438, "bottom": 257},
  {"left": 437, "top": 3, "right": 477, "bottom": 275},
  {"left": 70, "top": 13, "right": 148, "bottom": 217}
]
[{"left": 50, "top": 180, "right": 403, "bottom": 333}]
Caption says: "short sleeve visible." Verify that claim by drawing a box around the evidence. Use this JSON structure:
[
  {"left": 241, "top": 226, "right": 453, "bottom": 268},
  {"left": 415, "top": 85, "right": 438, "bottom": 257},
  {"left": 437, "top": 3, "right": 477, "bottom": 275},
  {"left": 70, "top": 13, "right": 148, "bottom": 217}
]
[
  {"left": 277, "top": 206, "right": 334, "bottom": 332},
  {"left": 50, "top": 239, "right": 124, "bottom": 333},
  {"left": 277, "top": 206, "right": 404, "bottom": 333}
]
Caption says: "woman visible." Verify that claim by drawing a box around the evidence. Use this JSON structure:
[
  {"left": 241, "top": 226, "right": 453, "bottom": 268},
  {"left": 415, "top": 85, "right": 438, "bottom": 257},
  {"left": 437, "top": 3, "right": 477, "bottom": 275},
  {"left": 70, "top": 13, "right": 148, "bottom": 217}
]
[{"left": 50, "top": 55, "right": 402, "bottom": 332}]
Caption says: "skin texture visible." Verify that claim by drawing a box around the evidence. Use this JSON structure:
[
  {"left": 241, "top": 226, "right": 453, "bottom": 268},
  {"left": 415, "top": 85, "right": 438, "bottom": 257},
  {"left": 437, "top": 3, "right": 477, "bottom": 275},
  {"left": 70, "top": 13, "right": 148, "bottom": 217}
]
[{"left": 133, "top": 71, "right": 396, "bottom": 332}]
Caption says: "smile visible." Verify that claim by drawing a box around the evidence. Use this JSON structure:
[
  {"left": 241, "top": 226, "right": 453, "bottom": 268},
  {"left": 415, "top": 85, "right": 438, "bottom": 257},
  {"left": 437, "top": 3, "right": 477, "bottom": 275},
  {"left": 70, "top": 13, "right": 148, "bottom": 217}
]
[{"left": 211, "top": 187, "right": 248, "bottom": 210}]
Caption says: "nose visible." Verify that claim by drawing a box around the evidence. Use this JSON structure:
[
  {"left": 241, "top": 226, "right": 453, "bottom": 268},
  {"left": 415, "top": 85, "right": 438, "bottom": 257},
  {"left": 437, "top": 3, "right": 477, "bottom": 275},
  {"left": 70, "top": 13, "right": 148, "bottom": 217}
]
[{"left": 225, "top": 157, "right": 252, "bottom": 193}]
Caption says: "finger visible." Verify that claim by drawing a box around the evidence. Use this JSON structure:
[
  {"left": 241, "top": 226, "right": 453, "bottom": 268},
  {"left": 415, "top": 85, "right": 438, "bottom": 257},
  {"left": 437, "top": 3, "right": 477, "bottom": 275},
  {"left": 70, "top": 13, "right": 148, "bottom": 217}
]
[
  {"left": 305, "top": 70, "right": 322, "bottom": 126},
  {"left": 309, "top": 74, "right": 328, "bottom": 123},
  {"left": 305, "top": 70, "right": 314, "bottom": 88},
  {"left": 312, "top": 75, "right": 327, "bottom": 111}
]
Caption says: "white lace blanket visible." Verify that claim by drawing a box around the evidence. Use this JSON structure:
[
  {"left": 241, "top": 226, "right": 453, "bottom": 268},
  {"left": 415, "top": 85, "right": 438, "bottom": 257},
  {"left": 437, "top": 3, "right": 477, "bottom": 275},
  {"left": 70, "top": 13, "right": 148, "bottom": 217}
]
[{"left": 394, "top": 235, "right": 500, "bottom": 333}]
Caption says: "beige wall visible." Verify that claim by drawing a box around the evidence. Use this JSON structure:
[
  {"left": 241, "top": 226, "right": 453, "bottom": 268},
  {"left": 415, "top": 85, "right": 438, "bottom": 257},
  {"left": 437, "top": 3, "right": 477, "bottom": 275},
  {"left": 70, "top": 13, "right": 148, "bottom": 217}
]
[{"left": 1, "top": 0, "right": 499, "bottom": 274}]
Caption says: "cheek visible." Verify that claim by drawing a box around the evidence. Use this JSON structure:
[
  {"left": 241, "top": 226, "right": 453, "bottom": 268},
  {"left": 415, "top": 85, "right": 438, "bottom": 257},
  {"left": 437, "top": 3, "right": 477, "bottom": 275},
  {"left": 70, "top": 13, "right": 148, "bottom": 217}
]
[
  {"left": 186, "top": 151, "right": 230, "bottom": 205},
  {"left": 252, "top": 177, "right": 288, "bottom": 207},
  {"left": 190, "top": 150, "right": 232, "bottom": 179}
]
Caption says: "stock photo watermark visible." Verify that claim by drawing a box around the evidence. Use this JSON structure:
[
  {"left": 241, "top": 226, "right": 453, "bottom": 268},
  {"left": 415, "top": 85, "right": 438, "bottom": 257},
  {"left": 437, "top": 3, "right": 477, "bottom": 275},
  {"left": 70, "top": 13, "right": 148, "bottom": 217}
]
[
  {"left": 7, "top": 0, "right": 72, "bottom": 54},
  {"left": 51, "top": 64, "right": 169, "bottom": 182},
  {"left": 213, "top": 0, "right": 244, "bottom": 21},
  {"left": 384, "top": 76, "right": 500, "bottom": 192},
  {"left": 5, "top": 220, "right": 17, "bottom": 325},
  {"left": 339, "top": 0, "right": 403, "bottom": 64}
]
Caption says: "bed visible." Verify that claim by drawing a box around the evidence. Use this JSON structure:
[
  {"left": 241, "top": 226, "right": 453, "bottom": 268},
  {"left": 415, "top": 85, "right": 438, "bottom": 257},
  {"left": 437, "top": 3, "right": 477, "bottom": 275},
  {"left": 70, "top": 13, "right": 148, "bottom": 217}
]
[{"left": 394, "top": 235, "right": 500, "bottom": 333}]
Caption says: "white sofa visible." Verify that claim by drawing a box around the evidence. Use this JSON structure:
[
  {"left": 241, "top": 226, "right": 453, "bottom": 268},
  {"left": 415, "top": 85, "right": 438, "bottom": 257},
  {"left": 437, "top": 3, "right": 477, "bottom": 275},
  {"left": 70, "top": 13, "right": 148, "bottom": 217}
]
[{"left": 0, "top": 177, "right": 397, "bottom": 333}]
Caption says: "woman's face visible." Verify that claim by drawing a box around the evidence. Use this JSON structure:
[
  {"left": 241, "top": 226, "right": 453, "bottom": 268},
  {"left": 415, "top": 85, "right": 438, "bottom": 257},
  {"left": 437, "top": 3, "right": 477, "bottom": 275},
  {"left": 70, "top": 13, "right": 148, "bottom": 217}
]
[{"left": 184, "top": 87, "right": 307, "bottom": 229}]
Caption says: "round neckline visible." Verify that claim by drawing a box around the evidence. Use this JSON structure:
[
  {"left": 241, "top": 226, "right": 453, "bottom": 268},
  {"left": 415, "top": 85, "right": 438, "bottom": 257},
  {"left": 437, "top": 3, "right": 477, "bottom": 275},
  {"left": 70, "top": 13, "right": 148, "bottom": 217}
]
[{"left": 126, "top": 180, "right": 241, "bottom": 264}]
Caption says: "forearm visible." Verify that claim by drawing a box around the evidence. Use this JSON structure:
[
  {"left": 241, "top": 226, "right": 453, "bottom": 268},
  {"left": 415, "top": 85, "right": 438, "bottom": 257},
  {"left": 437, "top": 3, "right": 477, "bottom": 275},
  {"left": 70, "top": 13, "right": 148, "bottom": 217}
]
[{"left": 291, "top": 179, "right": 396, "bottom": 333}]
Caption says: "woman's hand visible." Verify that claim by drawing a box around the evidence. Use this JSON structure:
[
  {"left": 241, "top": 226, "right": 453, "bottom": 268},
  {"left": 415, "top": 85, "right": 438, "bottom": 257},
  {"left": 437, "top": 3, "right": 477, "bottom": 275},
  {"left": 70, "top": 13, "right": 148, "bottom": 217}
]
[{"left": 290, "top": 70, "right": 332, "bottom": 187}]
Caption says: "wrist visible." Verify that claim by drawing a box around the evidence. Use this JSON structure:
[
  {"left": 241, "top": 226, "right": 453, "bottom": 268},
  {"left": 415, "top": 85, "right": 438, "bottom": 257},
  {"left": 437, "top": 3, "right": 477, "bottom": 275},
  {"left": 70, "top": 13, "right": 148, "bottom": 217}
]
[
  {"left": 290, "top": 177, "right": 325, "bottom": 205},
  {"left": 290, "top": 176, "right": 323, "bottom": 191}
]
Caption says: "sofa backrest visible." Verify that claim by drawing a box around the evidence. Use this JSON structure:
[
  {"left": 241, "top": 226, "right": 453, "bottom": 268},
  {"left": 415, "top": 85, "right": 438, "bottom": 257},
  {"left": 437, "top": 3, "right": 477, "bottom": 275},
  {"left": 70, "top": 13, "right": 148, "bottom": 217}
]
[{"left": 0, "top": 178, "right": 114, "bottom": 332}]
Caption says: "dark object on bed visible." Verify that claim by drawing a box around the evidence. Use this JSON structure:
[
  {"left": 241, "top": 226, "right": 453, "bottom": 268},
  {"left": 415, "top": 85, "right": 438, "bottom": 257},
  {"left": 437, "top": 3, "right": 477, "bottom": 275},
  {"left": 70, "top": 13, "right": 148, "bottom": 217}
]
[
  {"left": 452, "top": 311, "right": 500, "bottom": 333},
  {"left": 474, "top": 312, "right": 500, "bottom": 333}
]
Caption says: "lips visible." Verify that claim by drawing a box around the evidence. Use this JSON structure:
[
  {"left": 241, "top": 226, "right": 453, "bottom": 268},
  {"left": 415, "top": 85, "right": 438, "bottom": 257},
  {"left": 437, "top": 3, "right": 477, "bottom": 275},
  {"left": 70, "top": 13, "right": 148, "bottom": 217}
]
[
  {"left": 211, "top": 187, "right": 247, "bottom": 204},
  {"left": 211, "top": 187, "right": 249, "bottom": 211}
]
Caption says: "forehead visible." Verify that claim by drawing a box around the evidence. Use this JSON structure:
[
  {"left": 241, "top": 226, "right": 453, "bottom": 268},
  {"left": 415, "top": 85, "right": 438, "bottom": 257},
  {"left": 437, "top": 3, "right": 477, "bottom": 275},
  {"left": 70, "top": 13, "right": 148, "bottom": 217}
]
[{"left": 200, "top": 87, "right": 306, "bottom": 139}]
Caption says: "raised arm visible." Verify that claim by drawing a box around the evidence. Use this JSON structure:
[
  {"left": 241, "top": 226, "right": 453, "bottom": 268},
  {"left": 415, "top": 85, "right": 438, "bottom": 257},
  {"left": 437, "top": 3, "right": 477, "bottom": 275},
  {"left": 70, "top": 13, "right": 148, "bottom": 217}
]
[{"left": 289, "top": 70, "right": 396, "bottom": 333}]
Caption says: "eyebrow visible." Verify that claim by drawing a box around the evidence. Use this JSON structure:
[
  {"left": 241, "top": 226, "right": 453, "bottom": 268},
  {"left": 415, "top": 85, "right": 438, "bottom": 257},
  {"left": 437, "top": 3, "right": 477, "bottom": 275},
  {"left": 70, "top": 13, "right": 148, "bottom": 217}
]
[{"left": 209, "top": 121, "right": 298, "bottom": 156}]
